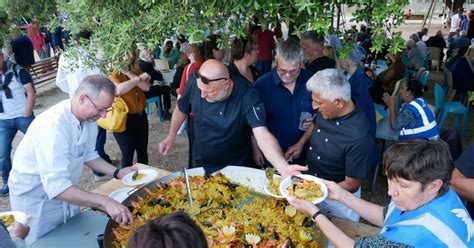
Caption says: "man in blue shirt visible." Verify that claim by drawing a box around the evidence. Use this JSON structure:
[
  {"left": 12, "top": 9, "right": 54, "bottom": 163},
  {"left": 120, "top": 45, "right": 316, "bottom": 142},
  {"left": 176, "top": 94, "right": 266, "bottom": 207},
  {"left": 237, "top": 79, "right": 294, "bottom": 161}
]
[{"left": 254, "top": 38, "right": 313, "bottom": 166}]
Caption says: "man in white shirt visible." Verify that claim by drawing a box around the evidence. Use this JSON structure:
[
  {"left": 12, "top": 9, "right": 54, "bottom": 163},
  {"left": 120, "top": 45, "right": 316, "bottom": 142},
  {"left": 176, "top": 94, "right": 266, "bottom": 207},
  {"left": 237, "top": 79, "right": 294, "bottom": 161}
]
[{"left": 8, "top": 75, "right": 135, "bottom": 245}]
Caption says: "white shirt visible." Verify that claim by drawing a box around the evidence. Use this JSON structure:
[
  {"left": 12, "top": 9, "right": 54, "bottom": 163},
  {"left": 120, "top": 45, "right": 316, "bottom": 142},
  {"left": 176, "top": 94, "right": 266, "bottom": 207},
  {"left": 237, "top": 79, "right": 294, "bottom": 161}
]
[
  {"left": 9, "top": 99, "right": 99, "bottom": 198},
  {"left": 451, "top": 14, "right": 461, "bottom": 32},
  {"left": 56, "top": 47, "right": 101, "bottom": 98}
]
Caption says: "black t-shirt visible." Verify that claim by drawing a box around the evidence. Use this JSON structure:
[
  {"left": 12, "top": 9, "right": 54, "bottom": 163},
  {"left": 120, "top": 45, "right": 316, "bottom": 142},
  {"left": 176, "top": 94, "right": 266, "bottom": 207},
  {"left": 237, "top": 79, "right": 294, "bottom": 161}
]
[
  {"left": 305, "top": 56, "right": 336, "bottom": 76},
  {"left": 305, "top": 107, "right": 375, "bottom": 182},
  {"left": 178, "top": 75, "right": 267, "bottom": 167}
]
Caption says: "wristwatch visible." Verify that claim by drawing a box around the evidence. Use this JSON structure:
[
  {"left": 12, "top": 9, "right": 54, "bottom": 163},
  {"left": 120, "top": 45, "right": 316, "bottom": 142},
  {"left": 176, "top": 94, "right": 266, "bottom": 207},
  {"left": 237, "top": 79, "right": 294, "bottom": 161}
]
[
  {"left": 311, "top": 210, "right": 323, "bottom": 222},
  {"left": 113, "top": 168, "right": 120, "bottom": 179}
]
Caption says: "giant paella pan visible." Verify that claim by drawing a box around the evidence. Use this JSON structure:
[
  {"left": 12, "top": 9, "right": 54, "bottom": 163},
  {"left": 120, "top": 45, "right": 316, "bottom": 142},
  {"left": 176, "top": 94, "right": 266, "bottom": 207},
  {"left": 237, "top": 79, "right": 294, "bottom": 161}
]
[{"left": 104, "top": 166, "right": 328, "bottom": 247}]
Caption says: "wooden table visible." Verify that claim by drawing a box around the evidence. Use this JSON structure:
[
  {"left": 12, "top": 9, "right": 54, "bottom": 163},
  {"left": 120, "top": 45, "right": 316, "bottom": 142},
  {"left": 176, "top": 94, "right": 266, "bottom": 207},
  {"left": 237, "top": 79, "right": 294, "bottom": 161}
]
[{"left": 92, "top": 163, "right": 171, "bottom": 196}]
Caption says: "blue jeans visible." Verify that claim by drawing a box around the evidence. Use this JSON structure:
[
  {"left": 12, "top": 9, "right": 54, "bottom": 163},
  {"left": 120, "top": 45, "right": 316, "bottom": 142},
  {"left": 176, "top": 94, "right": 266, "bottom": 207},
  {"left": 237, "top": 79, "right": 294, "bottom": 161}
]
[
  {"left": 255, "top": 60, "right": 272, "bottom": 75},
  {"left": 0, "top": 115, "right": 34, "bottom": 183}
]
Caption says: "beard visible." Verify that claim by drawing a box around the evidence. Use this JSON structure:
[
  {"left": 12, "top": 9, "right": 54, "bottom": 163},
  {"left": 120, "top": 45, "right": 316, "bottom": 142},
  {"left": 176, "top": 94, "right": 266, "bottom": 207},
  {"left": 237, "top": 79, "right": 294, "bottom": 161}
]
[{"left": 205, "top": 89, "right": 229, "bottom": 103}]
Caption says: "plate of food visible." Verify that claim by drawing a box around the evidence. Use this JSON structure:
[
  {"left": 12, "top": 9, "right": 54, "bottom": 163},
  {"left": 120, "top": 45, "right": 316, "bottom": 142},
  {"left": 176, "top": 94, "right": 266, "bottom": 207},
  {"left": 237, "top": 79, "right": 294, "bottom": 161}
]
[
  {"left": 108, "top": 187, "right": 136, "bottom": 203},
  {"left": 279, "top": 175, "right": 328, "bottom": 204},
  {"left": 263, "top": 175, "right": 285, "bottom": 199},
  {"left": 0, "top": 211, "right": 29, "bottom": 227},
  {"left": 122, "top": 169, "right": 159, "bottom": 186}
]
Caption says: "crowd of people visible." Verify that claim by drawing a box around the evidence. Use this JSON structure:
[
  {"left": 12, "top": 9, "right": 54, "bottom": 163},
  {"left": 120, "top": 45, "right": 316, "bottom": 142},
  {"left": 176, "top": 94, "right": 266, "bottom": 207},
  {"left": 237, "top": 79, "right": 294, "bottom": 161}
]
[{"left": 0, "top": 11, "right": 474, "bottom": 247}]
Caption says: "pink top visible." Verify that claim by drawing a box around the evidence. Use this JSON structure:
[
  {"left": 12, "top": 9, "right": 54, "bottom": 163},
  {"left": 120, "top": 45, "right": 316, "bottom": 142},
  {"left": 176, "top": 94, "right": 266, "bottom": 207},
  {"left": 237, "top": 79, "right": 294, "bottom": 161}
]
[{"left": 26, "top": 24, "right": 45, "bottom": 51}]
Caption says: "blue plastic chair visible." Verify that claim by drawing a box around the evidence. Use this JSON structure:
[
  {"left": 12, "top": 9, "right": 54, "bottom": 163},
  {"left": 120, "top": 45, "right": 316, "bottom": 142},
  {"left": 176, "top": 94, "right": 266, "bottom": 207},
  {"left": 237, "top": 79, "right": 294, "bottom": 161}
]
[
  {"left": 434, "top": 84, "right": 468, "bottom": 137},
  {"left": 146, "top": 97, "right": 163, "bottom": 121},
  {"left": 419, "top": 70, "right": 429, "bottom": 86}
]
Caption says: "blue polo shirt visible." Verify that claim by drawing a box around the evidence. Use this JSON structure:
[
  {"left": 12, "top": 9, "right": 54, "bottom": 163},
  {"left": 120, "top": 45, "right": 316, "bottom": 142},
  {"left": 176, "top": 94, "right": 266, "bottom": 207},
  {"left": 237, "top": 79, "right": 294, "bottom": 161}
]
[
  {"left": 348, "top": 67, "right": 376, "bottom": 133},
  {"left": 254, "top": 69, "right": 313, "bottom": 164}
]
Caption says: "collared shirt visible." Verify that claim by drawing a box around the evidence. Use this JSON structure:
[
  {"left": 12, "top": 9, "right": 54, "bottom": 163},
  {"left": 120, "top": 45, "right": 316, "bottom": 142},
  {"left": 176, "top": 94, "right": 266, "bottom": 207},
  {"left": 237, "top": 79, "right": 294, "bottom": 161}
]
[
  {"left": 0, "top": 63, "right": 33, "bottom": 119},
  {"left": 178, "top": 75, "right": 266, "bottom": 167},
  {"left": 305, "top": 107, "right": 374, "bottom": 182},
  {"left": 56, "top": 47, "right": 101, "bottom": 98},
  {"left": 9, "top": 99, "right": 99, "bottom": 198},
  {"left": 254, "top": 69, "right": 312, "bottom": 161}
]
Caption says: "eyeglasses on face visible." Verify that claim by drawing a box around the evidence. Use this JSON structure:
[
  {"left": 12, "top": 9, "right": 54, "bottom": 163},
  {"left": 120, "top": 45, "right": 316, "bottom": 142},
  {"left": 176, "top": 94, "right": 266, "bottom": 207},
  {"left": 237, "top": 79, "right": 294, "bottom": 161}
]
[
  {"left": 85, "top": 95, "right": 113, "bottom": 113},
  {"left": 277, "top": 65, "right": 301, "bottom": 76},
  {"left": 193, "top": 71, "right": 227, "bottom": 84}
]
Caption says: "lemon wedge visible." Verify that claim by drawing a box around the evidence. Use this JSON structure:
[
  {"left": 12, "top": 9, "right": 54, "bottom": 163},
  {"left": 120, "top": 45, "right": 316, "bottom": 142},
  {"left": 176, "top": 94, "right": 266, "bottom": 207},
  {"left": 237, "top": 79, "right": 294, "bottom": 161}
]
[
  {"left": 285, "top": 205, "right": 296, "bottom": 217},
  {"left": 222, "top": 225, "right": 235, "bottom": 238},
  {"left": 298, "top": 230, "right": 313, "bottom": 242},
  {"left": 245, "top": 233, "right": 261, "bottom": 245}
]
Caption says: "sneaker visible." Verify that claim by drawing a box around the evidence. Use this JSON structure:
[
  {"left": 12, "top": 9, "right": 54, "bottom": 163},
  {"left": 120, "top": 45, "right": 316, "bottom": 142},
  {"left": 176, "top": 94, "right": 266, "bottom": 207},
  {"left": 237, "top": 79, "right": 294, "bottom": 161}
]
[
  {"left": 0, "top": 184, "right": 9, "bottom": 197},
  {"left": 94, "top": 174, "right": 113, "bottom": 182}
]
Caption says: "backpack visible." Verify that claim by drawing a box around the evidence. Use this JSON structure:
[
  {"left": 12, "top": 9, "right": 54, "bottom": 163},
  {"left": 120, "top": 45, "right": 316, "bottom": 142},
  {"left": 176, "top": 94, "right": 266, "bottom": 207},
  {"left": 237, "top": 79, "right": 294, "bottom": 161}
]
[{"left": 0, "top": 62, "right": 23, "bottom": 113}]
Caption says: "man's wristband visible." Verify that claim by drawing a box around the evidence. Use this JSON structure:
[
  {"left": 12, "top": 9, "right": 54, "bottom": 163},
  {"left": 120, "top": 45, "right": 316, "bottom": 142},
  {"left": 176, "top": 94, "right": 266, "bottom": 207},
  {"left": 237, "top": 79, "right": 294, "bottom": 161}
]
[
  {"left": 113, "top": 169, "right": 120, "bottom": 179},
  {"left": 311, "top": 210, "right": 323, "bottom": 222}
]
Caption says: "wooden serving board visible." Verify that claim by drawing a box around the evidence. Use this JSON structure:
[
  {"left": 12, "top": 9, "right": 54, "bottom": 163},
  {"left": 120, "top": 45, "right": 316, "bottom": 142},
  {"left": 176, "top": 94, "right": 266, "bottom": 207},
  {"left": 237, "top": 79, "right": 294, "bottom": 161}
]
[{"left": 332, "top": 217, "right": 381, "bottom": 239}]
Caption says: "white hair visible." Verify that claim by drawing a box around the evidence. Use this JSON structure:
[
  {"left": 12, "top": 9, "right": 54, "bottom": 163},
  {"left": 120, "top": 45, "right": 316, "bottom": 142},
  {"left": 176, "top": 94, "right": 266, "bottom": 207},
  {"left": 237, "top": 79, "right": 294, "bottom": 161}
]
[
  {"left": 138, "top": 47, "right": 152, "bottom": 60},
  {"left": 306, "top": 68, "right": 351, "bottom": 101}
]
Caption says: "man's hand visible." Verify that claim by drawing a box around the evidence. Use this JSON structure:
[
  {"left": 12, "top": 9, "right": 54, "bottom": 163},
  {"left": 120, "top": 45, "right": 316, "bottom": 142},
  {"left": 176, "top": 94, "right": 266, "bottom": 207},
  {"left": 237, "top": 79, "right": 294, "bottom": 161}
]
[
  {"left": 278, "top": 164, "right": 308, "bottom": 178},
  {"left": 9, "top": 222, "right": 29, "bottom": 240},
  {"left": 102, "top": 198, "right": 133, "bottom": 226},
  {"left": 159, "top": 135, "right": 174, "bottom": 155},
  {"left": 117, "top": 166, "right": 137, "bottom": 179},
  {"left": 285, "top": 143, "right": 304, "bottom": 162}
]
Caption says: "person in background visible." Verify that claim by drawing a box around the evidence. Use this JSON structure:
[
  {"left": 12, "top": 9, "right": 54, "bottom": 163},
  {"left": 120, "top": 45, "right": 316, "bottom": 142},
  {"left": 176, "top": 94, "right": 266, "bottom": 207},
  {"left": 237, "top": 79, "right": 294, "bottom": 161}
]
[
  {"left": 177, "top": 44, "right": 203, "bottom": 97},
  {"left": 11, "top": 32, "right": 35, "bottom": 69},
  {"left": 426, "top": 30, "right": 447, "bottom": 63},
  {"left": 177, "top": 34, "right": 190, "bottom": 54},
  {"left": 452, "top": 138, "right": 474, "bottom": 217},
  {"left": 417, "top": 27, "right": 428, "bottom": 40},
  {"left": 383, "top": 79, "right": 439, "bottom": 140},
  {"left": 109, "top": 48, "right": 151, "bottom": 168},
  {"left": 322, "top": 45, "right": 336, "bottom": 61},
  {"left": 273, "top": 22, "right": 283, "bottom": 42},
  {"left": 338, "top": 46, "right": 376, "bottom": 132},
  {"left": 253, "top": 25, "right": 275, "bottom": 74},
  {"left": 127, "top": 212, "right": 207, "bottom": 248},
  {"left": 286, "top": 69, "right": 374, "bottom": 222},
  {"left": 449, "top": 30, "right": 472, "bottom": 53},
  {"left": 0, "top": 49, "right": 36, "bottom": 197},
  {"left": 371, "top": 53, "right": 405, "bottom": 104},
  {"left": 25, "top": 21, "right": 46, "bottom": 59},
  {"left": 138, "top": 48, "right": 172, "bottom": 120},
  {"left": 300, "top": 30, "right": 336, "bottom": 76},
  {"left": 159, "top": 40, "right": 180, "bottom": 69},
  {"left": 452, "top": 45, "right": 474, "bottom": 103},
  {"left": 228, "top": 36, "right": 260, "bottom": 84},
  {"left": 9, "top": 75, "right": 136, "bottom": 244},
  {"left": 254, "top": 38, "right": 312, "bottom": 166},
  {"left": 202, "top": 34, "right": 225, "bottom": 61},
  {"left": 405, "top": 39, "right": 422, "bottom": 71},
  {"left": 450, "top": 8, "right": 463, "bottom": 37},
  {"left": 40, "top": 25, "right": 51, "bottom": 58},
  {"left": 409, "top": 33, "right": 427, "bottom": 57},
  {"left": 290, "top": 139, "right": 472, "bottom": 247}
]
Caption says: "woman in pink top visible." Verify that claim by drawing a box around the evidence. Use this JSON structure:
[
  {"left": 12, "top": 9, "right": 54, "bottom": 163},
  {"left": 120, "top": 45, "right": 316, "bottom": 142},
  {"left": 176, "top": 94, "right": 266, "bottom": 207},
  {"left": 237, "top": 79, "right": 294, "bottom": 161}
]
[{"left": 26, "top": 23, "right": 46, "bottom": 59}]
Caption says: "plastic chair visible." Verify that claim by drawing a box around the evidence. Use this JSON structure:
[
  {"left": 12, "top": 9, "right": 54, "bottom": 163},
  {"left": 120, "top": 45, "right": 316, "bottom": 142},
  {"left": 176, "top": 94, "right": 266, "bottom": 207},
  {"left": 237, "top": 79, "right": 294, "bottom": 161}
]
[
  {"left": 419, "top": 70, "right": 430, "bottom": 86},
  {"left": 146, "top": 97, "right": 163, "bottom": 121},
  {"left": 434, "top": 84, "right": 468, "bottom": 137}
]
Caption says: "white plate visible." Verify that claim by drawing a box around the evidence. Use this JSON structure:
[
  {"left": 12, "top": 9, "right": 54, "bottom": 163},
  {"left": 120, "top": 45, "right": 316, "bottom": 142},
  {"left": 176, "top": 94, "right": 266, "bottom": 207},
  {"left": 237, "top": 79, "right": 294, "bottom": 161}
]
[
  {"left": 122, "top": 169, "right": 159, "bottom": 186},
  {"left": 108, "top": 187, "right": 136, "bottom": 203},
  {"left": 279, "top": 175, "right": 328, "bottom": 204},
  {"left": 0, "top": 211, "right": 29, "bottom": 226},
  {"left": 263, "top": 176, "right": 285, "bottom": 199}
]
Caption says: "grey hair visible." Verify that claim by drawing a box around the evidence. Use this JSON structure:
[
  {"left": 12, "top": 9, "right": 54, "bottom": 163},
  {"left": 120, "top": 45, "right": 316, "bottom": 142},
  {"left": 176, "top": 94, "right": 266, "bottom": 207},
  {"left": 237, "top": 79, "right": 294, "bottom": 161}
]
[
  {"left": 306, "top": 68, "right": 351, "bottom": 101},
  {"left": 301, "top": 30, "right": 325, "bottom": 48},
  {"left": 275, "top": 38, "right": 304, "bottom": 63},
  {"left": 405, "top": 39, "right": 416, "bottom": 50},
  {"left": 409, "top": 33, "right": 420, "bottom": 42},
  {"left": 74, "top": 75, "right": 116, "bottom": 99},
  {"left": 460, "top": 30, "right": 468, "bottom": 37}
]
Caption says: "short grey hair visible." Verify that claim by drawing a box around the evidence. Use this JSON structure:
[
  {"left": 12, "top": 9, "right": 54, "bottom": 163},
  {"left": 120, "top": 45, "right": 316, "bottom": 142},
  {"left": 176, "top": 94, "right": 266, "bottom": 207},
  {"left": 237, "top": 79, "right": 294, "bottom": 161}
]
[
  {"left": 276, "top": 38, "right": 304, "bottom": 63},
  {"left": 301, "top": 30, "right": 324, "bottom": 48},
  {"left": 405, "top": 39, "right": 416, "bottom": 50},
  {"left": 74, "top": 75, "right": 116, "bottom": 99},
  {"left": 306, "top": 68, "right": 351, "bottom": 101},
  {"left": 409, "top": 33, "right": 420, "bottom": 42}
]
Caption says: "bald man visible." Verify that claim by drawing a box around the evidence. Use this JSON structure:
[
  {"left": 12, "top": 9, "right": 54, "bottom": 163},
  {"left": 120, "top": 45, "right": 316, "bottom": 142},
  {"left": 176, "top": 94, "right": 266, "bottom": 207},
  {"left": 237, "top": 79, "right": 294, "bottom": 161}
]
[{"left": 159, "top": 59, "right": 306, "bottom": 177}]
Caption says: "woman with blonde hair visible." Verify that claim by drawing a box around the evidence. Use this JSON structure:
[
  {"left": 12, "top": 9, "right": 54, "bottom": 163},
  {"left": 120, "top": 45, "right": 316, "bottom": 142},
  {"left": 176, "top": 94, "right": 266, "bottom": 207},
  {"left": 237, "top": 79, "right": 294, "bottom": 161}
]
[{"left": 322, "top": 45, "right": 336, "bottom": 61}]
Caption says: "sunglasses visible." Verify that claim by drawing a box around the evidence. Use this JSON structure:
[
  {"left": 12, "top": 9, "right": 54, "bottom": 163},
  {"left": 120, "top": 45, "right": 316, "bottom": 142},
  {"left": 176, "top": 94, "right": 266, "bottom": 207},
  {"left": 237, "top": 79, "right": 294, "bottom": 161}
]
[{"left": 194, "top": 71, "right": 227, "bottom": 84}]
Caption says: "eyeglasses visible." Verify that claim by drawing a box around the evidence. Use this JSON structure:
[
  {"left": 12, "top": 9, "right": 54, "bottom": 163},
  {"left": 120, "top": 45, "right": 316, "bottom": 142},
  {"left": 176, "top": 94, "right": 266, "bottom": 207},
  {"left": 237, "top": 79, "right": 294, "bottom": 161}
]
[
  {"left": 194, "top": 71, "right": 227, "bottom": 84},
  {"left": 85, "top": 95, "right": 113, "bottom": 113},
  {"left": 277, "top": 65, "right": 301, "bottom": 76}
]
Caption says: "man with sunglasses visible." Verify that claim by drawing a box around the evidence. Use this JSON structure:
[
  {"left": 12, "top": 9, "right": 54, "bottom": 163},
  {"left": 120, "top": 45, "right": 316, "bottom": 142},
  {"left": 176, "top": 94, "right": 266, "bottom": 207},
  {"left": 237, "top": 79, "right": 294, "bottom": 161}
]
[
  {"left": 159, "top": 59, "right": 307, "bottom": 177},
  {"left": 254, "top": 38, "right": 313, "bottom": 167},
  {"left": 8, "top": 75, "right": 136, "bottom": 244}
]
